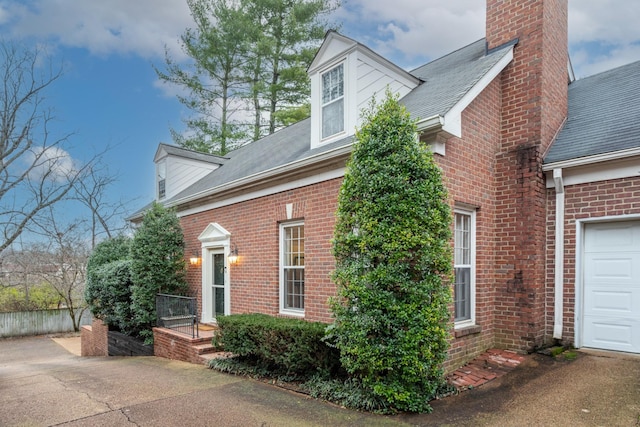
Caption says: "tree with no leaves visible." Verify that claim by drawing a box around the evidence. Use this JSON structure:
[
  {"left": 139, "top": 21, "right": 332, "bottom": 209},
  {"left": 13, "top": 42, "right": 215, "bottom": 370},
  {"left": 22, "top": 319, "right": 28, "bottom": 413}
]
[
  {"left": 28, "top": 207, "right": 90, "bottom": 331},
  {"left": 0, "top": 41, "right": 89, "bottom": 254}
]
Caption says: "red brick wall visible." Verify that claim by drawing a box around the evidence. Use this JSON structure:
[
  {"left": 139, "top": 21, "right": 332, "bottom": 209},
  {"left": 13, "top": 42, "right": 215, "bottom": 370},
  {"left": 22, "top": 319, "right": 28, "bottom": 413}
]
[
  {"left": 181, "top": 178, "right": 342, "bottom": 323},
  {"left": 546, "top": 176, "right": 640, "bottom": 344},
  {"left": 81, "top": 318, "right": 108, "bottom": 357},
  {"left": 153, "top": 327, "right": 208, "bottom": 365},
  {"left": 438, "top": 78, "right": 503, "bottom": 368},
  {"left": 180, "top": 78, "right": 504, "bottom": 370},
  {"left": 488, "top": 0, "right": 568, "bottom": 351}
]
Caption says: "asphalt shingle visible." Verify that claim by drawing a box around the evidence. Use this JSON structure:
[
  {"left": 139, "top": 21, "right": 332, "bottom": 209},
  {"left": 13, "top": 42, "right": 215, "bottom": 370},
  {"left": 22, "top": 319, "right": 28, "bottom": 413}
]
[{"left": 545, "top": 60, "right": 640, "bottom": 164}]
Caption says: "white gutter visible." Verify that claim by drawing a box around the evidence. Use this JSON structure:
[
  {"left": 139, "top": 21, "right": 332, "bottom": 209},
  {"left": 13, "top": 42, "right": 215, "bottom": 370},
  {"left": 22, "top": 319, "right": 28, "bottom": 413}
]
[
  {"left": 542, "top": 146, "right": 640, "bottom": 171},
  {"left": 553, "top": 168, "right": 565, "bottom": 340},
  {"left": 416, "top": 114, "right": 445, "bottom": 132}
]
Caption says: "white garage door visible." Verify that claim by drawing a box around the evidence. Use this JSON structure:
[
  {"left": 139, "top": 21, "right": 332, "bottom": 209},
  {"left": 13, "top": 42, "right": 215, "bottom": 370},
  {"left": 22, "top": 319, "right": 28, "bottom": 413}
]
[{"left": 583, "top": 221, "right": 640, "bottom": 353}]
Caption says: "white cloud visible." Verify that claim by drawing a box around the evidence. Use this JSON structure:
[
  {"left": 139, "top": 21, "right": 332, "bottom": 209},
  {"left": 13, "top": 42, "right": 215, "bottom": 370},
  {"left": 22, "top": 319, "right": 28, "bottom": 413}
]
[
  {"left": 27, "top": 146, "right": 79, "bottom": 183},
  {"left": 1, "top": 0, "right": 638, "bottom": 78},
  {"left": 337, "top": 0, "right": 484, "bottom": 66},
  {"left": 569, "top": 0, "right": 640, "bottom": 45},
  {"left": 0, "top": 0, "right": 193, "bottom": 59},
  {"left": 336, "top": 0, "right": 640, "bottom": 77}
]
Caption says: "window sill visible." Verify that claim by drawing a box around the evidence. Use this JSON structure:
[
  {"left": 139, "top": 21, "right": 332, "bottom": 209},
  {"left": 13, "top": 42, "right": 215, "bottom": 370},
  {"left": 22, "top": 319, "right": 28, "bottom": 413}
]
[
  {"left": 454, "top": 324, "right": 482, "bottom": 338},
  {"left": 278, "top": 310, "right": 305, "bottom": 319}
]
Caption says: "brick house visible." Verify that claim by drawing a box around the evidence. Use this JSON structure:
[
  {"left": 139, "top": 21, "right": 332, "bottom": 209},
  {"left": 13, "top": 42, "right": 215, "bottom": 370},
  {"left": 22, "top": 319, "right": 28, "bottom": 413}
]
[{"left": 133, "top": 0, "right": 640, "bottom": 368}]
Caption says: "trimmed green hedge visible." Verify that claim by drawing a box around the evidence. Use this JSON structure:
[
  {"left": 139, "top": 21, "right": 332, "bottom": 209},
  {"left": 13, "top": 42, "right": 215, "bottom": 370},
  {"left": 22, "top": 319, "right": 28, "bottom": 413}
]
[{"left": 214, "top": 313, "right": 341, "bottom": 379}]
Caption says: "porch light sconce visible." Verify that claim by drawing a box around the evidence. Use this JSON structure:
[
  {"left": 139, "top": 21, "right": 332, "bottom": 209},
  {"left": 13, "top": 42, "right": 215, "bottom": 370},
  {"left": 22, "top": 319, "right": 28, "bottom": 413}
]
[
  {"left": 228, "top": 246, "right": 239, "bottom": 265},
  {"left": 189, "top": 251, "right": 201, "bottom": 266}
]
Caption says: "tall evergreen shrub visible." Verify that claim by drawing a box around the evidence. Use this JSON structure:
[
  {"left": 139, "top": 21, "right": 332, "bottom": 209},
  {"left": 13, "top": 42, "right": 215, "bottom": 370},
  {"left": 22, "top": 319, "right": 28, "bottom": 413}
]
[
  {"left": 85, "top": 236, "right": 133, "bottom": 326},
  {"left": 130, "top": 202, "right": 188, "bottom": 343},
  {"left": 329, "top": 91, "right": 453, "bottom": 413}
]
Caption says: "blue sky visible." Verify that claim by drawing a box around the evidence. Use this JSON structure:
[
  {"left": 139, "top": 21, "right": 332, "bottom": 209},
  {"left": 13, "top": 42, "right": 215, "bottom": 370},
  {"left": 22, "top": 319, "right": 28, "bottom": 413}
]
[{"left": 1, "top": 0, "right": 639, "bottom": 228}]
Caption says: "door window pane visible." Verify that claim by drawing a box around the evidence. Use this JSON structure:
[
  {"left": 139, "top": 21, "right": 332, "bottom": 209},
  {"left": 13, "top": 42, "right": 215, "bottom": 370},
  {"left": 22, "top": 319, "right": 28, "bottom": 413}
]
[{"left": 212, "top": 253, "right": 225, "bottom": 318}]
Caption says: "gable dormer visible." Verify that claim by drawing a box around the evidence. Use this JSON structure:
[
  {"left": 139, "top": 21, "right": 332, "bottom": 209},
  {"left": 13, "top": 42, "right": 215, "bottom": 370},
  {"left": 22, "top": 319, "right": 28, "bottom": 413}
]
[
  {"left": 154, "top": 144, "right": 226, "bottom": 201},
  {"left": 308, "top": 31, "right": 421, "bottom": 149}
]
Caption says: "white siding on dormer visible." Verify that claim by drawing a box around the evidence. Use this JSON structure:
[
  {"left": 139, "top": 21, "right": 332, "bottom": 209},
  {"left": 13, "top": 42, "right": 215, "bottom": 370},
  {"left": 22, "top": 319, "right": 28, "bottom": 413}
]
[
  {"left": 309, "top": 32, "right": 420, "bottom": 149},
  {"left": 353, "top": 52, "right": 417, "bottom": 129},
  {"left": 163, "top": 156, "right": 220, "bottom": 200}
]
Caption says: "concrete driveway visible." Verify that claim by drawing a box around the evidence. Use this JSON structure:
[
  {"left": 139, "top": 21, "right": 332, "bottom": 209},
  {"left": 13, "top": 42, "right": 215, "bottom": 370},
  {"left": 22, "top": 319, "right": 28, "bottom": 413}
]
[{"left": 1, "top": 335, "right": 639, "bottom": 426}]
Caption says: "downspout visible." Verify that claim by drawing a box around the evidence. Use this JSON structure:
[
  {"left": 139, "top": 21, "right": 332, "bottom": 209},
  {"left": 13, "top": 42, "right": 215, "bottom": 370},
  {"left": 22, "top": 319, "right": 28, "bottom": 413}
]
[{"left": 553, "top": 168, "right": 565, "bottom": 339}]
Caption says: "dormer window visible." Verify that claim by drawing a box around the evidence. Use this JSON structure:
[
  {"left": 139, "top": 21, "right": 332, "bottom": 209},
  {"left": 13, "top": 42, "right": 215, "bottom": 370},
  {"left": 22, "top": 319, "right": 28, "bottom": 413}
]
[
  {"left": 321, "top": 63, "right": 344, "bottom": 139},
  {"left": 157, "top": 161, "right": 166, "bottom": 199}
]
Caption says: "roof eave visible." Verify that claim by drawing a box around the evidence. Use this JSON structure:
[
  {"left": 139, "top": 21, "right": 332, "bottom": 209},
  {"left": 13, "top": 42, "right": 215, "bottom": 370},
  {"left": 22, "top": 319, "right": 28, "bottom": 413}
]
[
  {"left": 441, "top": 46, "right": 515, "bottom": 138},
  {"left": 543, "top": 146, "right": 640, "bottom": 171},
  {"left": 414, "top": 44, "right": 514, "bottom": 139},
  {"left": 166, "top": 143, "right": 353, "bottom": 211}
]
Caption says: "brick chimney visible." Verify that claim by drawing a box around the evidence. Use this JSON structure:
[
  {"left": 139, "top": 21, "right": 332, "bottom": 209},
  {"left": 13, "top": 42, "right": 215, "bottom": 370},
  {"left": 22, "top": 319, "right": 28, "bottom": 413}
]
[
  {"left": 489, "top": 0, "right": 568, "bottom": 351},
  {"left": 487, "top": 0, "right": 568, "bottom": 152}
]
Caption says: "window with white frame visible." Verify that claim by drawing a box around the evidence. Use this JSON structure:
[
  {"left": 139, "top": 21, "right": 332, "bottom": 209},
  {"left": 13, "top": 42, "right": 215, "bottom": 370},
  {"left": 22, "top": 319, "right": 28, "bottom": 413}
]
[
  {"left": 321, "top": 63, "right": 344, "bottom": 139},
  {"left": 454, "top": 209, "right": 475, "bottom": 325},
  {"left": 280, "top": 222, "right": 305, "bottom": 314},
  {"left": 157, "top": 161, "right": 166, "bottom": 199}
]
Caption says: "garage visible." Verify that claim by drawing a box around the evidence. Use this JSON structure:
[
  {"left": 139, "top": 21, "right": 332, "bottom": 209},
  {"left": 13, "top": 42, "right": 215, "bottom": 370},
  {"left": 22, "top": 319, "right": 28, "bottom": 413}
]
[{"left": 582, "top": 221, "right": 640, "bottom": 353}]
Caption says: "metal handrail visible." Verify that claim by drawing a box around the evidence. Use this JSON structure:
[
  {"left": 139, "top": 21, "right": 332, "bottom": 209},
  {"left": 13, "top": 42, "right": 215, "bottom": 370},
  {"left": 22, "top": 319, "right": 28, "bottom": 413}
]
[{"left": 156, "top": 293, "right": 199, "bottom": 338}]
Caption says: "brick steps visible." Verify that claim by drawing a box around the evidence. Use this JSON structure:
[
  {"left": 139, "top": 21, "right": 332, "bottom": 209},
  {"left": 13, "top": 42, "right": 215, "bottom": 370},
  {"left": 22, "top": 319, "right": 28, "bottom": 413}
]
[
  {"left": 193, "top": 342, "right": 218, "bottom": 355},
  {"left": 154, "top": 326, "right": 229, "bottom": 365}
]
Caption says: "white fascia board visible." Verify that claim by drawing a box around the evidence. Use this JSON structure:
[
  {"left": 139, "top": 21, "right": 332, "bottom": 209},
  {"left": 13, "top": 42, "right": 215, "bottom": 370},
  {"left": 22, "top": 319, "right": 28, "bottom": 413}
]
[
  {"left": 154, "top": 145, "right": 169, "bottom": 163},
  {"left": 169, "top": 144, "right": 353, "bottom": 211},
  {"left": 442, "top": 47, "right": 514, "bottom": 138},
  {"left": 542, "top": 147, "right": 640, "bottom": 171},
  {"left": 544, "top": 153, "right": 640, "bottom": 189},
  {"left": 308, "top": 32, "right": 357, "bottom": 73},
  {"left": 309, "top": 44, "right": 356, "bottom": 75}
]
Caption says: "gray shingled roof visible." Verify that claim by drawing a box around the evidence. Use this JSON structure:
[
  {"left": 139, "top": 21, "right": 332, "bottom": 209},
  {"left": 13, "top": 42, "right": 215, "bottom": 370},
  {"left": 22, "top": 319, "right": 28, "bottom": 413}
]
[
  {"left": 153, "top": 37, "right": 514, "bottom": 208},
  {"left": 403, "top": 39, "right": 516, "bottom": 120},
  {"left": 545, "top": 60, "right": 640, "bottom": 164}
]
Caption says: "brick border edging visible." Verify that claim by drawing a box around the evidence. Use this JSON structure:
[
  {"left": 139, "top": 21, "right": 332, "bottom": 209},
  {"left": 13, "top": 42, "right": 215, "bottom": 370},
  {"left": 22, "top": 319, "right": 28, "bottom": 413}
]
[{"left": 447, "top": 349, "right": 526, "bottom": 390}]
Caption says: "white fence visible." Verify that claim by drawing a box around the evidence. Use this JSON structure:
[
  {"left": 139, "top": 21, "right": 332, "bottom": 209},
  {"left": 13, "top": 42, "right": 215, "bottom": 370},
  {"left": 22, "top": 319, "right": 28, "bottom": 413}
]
[{"left": 0, "top": 309, "right": 93, "bottom": 338}]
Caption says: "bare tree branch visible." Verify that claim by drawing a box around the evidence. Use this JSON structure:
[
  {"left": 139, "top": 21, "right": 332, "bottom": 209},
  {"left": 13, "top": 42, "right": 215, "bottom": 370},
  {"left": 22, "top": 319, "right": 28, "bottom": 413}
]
[{"left": 0, "top": 41, "right": 89, "bottom": 253}]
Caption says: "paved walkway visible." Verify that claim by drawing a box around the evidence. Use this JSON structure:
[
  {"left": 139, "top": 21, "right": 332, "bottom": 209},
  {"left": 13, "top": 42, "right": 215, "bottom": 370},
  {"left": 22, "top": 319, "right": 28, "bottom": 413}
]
[{"left": 1, "top": 335, "right": 639, "bottom": 426}]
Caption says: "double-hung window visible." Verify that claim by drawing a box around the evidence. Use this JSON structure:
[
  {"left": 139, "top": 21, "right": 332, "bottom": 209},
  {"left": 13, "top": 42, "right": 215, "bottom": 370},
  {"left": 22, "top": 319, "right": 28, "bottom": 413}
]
[
  {"left": 280, "top": 222, "right": 305, "bottom": 314},
  {"left": 321, "top": 63, "right": 344, "bottom": 139},
  {"left": 157, "top": 161, "right": 166, "bottom": 199},
  {"left": 454, "top": 209, "right": 475, "bottom": 326}
]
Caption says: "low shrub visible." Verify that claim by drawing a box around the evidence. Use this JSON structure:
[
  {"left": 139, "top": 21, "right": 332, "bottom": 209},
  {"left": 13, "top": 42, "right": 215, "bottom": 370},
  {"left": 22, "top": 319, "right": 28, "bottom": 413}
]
[
  {"left": 302, "top": 376, "right": 390, "bottom": 413},
  {"left": 212, "top": 313, "right": 341, "bottom": 380}
]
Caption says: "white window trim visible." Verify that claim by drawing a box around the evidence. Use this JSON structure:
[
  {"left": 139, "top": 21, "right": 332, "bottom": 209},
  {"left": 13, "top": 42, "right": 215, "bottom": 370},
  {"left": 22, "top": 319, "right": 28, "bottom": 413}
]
[
  {"left": 198, "top": 223, "right": 232, "bottom": 323},
  {"left": 320, "top": 63, "right": 345, "bottom": 141},
  {"left": 311, "top": 58, "right": 349, "bottom": 148},
  {"left": 454, "top": 208, "right": 476, "bottom": 329},
  {"left": 279, "top": 221, "right": 305, "bottom": 316},
  {"left": 157, "top": 160, "right": 166, "bottom": 200}
]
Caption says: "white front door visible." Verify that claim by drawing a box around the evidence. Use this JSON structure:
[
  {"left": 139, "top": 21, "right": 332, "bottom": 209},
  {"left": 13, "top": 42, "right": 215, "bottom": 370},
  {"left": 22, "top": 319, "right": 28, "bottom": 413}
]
[
  {"left": 582, "top": 221, "right": 640, "bottom": 353},
  {"left": 201, "top": 247, "right": 230, "bottom": 323}
]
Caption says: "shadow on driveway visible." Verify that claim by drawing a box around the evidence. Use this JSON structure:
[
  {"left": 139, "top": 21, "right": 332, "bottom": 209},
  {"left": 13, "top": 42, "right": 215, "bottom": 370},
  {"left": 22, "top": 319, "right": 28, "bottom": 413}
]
[{"left": 1, "top": 335, "right": 639, "bottom": 426}]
